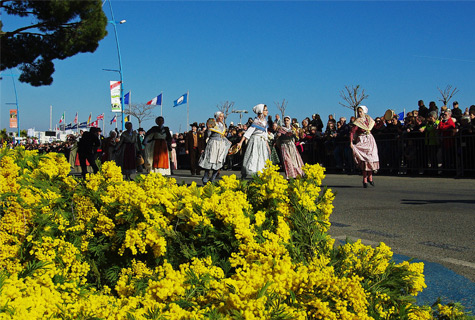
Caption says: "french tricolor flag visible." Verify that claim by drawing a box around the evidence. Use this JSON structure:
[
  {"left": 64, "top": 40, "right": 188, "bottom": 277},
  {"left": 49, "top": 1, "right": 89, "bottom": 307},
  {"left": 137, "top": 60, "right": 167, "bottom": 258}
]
[{"left": 147, "top": 93, "right": 162, "bottom": 106}]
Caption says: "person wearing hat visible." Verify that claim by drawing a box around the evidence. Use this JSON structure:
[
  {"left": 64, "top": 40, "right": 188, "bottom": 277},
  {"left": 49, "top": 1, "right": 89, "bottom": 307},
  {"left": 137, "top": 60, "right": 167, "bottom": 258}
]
[
  {"left": 451, "top": 101, "right": 462, "bottom": 123},
  {"left": 276, "top": 115, "right": 304, "bottom": 179},
  {"left": 199, "top": 111, "right": 232, "bottom": 183},
  {"left": 350, "top": 105, "right": 379, "bottom": 188},
  {"left": 237, "top": 103, "right": 271, "bottom": 179},
  {"left": 185, "top": 122, "right": 205, "bottom": 175}
]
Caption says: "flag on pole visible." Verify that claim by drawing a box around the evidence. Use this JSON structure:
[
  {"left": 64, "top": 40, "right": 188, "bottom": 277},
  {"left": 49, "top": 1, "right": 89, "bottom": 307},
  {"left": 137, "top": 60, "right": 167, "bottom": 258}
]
[
  {"left": 89, "top": 120, "right": 99, "bottom": 128},
  {"left": 97, "top": 113, "right": 104, "bottom": 120},
  {"left": 59, "top": 112, "right": 65, "bottom": 123},
  {"left": 87, "top": 113, "right": 92, "bottom": 125},
  {"left": 110, "top": 115, "right": 117, "bottom": 125},
  {"left": 147, "top": 93, "right": 162, "bottom": 105},
  {"left": 173, "top": 93, "right": 188, "bottom": 107},
  {"left": 124, "top": 91, "right": 131, "bottom": 105},
  {"left": 397, "top": 111, "right": 405, "bottom": 121},
  {"left": 79, "top": 121, "right": 88, "bottom": 129},
  {"left": 65, "top": 123, "right": 72, "bottom": 130},
  {"left": 74, "top": 112, "right": 78, "bottom": 124},
  {"left": 124, "top": 115, "right": 130, "bottom": 122}
]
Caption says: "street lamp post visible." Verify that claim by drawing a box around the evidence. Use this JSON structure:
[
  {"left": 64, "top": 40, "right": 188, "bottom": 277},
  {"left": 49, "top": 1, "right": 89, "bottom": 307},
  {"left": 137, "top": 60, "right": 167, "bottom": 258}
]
[
  {"left": 105, "top": 0, "right": 126, "bottom": 131},
  {"left": 231, "top": 110, "right": 248, "bottom": 125}
]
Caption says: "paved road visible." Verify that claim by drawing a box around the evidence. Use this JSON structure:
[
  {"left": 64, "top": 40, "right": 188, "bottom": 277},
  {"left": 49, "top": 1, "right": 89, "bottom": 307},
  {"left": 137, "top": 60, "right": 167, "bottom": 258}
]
[
  {"left": 146, "top": 170, "right": 475, "bottom": 311},
  {"left": 324, "top": 173, "right": 475, "bottom": 281}
]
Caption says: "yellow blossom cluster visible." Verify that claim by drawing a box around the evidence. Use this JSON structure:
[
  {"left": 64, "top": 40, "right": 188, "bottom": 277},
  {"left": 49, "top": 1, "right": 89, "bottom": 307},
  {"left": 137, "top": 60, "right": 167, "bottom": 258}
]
[
  {"left": 396, "top": 260, "right": 428, "bottom": 296},
  {"left": 0, "top": 147, "right": 468, "bottom": 319},
  {"left": 338, "top": 240, "right": 394, "bottom": 276}
]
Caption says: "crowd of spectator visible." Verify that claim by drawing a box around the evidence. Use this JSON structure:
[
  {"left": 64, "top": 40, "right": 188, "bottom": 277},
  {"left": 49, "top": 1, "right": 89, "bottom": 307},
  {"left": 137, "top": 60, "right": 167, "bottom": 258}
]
[{"left": 3, "top": 100, "right": 475, "bottom": 177}]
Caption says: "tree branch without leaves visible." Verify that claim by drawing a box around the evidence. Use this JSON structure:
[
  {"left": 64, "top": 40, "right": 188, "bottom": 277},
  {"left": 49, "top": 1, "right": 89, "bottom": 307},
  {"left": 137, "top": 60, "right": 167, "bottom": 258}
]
[
  {"left": 216, "top": 101, "right": 234, "bottom": 122},
  {"left": 274, "top": 99, "right": 288, "bottom": 118},
  {"left": 438, "top": 85, "right": 459, "bottom": 106},
  {"left": 339, "top": 85, "right": 369, "bottom": 116},
  {"left": 124, "top": 103, "right": 156, "bottom": 128}
]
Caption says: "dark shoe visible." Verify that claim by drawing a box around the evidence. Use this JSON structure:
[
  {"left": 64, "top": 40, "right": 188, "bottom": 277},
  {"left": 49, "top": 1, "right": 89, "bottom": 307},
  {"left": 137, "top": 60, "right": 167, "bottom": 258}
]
[
  {"left": 210, "top": 171, "right": 219, "bottom": 182},
  {"left": 363, "top": 182, "right": 368, "bottom": 188},
  {"left": 368, "top": 180, "right": 374, "bottom": 187}
]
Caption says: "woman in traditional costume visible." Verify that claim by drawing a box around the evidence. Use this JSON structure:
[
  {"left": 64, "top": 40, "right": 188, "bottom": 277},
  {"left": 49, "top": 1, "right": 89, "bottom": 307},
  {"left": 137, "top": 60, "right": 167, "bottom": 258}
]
[
  {"left": 143, "top": 116, "right": 172, "bottom": 175},
  {"left": 115, "top": 122, "right": 139, "bottom": 180},
  {"left": 199, "top": 111, "right": 231, "bottom": 183},
  {"left": 276, "top": 115, "right": 304, "bottom": 179},
  {"left": 237, "top": 104, "right": 270, "bottom": 179},
  {"left": 350, "top": 106, "right": 379, "bottom": 188}
]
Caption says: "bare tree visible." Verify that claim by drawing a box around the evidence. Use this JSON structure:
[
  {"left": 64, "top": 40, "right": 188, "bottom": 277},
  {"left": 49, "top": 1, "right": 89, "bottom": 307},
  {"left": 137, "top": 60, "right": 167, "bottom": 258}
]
[
  {"left": 216, "top": 101, "right": 234, "bottom": 122},
  {"left": 125, "top": 103, "right": 156, "bottom": 128},
  {"left": 274, "top": 99, "right": 288, "bottom": 118},
  {"left": 339, "top": 85, "right": 369, "bottom": 117},
  {"left": 438, "top": 85, "right": 459, "bottom": 107}
]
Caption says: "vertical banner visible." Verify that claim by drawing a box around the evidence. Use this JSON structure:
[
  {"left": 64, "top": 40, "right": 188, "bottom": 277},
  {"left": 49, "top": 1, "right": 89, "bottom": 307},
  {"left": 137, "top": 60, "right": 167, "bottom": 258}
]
[
  {"left": 110, "top": 81, "right": 122, "bottom": 112},
  {"left": 10, "top": 109, "right": 18, "bottom": 128}
]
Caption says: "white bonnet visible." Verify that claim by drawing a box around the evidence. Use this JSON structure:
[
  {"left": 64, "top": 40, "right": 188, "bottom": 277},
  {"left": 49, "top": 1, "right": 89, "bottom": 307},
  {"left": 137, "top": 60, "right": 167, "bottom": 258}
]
[
  {"left": 214, "top": 111, "right": 223, "bottom": 119},
  {"left": 359, "top": 105, "right": 368, "bottom": 114},
  {"left": 252, "top": 104, "right": 265, "bottom": 115},
  {"left": 283, "top": 115, "right": 291, "bottom": 120}
]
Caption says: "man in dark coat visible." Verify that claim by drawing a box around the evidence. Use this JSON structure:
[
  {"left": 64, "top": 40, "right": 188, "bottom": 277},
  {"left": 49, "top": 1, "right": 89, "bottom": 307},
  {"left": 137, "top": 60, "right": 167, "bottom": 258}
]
[
  {"left": 418, "top": 100, "right": 429, "bottom": 119},
  {"left": 185, "top": 122, "right": 205, "bottom": 175},
  {"left": 77, "top": 127, "right": 101, "bottom": 178},
  {"left": 451, "top": 101, "right": 463, "bottom": 123}
]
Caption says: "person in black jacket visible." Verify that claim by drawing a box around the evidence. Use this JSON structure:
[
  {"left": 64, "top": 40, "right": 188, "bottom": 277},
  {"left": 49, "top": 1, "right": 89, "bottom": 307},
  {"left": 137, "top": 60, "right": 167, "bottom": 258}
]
[
  {"left": 77, "top": 127, "right": 101, "bottom": 178},
  {"left": 418, "top": 100, "right": 429, "bottom": 119}
]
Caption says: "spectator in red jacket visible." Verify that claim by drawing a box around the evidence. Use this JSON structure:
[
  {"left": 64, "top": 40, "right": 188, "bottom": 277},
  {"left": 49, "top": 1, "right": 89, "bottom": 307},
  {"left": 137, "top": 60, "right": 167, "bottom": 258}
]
[{"left": 438, "top": 111, "right": 456, "bottom": 170}]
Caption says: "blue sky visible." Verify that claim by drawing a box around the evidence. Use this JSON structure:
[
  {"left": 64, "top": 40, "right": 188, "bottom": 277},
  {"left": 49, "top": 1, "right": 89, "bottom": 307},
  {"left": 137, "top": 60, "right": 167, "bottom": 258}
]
[{"left": 1, "top": 1, "right": 475, "bottom": 134}]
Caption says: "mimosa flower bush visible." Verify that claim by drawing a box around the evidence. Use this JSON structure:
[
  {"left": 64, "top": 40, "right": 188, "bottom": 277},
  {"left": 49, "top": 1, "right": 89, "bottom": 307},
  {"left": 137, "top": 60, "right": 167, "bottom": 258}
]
[{"left": 0, "top": 147, "right": 470, "bottom": 319}]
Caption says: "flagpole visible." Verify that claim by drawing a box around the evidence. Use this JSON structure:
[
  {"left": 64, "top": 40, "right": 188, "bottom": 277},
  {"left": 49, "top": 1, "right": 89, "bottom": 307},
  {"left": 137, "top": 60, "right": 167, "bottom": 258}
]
[
  {"left": 187, "top": 90, "right": 189, "bottom": 128},
  {"left": 160, "top": 91, "right": 163, "bottom": 116},
  {"left": 77, "top": 112, "right": 79, "bottom": 135},
  {"left": 50, "top": 106, "right": 52, "bottom": 131}
]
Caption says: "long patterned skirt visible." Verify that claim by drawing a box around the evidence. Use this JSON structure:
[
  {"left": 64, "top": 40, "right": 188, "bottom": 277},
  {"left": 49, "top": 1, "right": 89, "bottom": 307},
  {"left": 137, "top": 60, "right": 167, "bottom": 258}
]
[
  {"left": 351, "top": 134, "right": 380, "bottom": 171},
  {"left": 280, "top": 141, "right": 304, "bottom": 179}
]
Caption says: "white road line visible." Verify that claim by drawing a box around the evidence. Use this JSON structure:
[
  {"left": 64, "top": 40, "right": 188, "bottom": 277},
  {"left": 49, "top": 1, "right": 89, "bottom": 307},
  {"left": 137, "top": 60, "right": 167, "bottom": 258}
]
[{"left": 441, "top": 258, "right": 475, "bottom": 269}]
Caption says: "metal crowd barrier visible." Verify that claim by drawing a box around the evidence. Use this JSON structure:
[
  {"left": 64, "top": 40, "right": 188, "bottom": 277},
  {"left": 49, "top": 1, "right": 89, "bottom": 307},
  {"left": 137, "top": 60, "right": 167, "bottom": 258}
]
[
  {"left": 305, "top": 133, "right": 475, "bottom": 177},
  {"left": 172, "top": 133, "right": 475, "bottom": 178}
]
